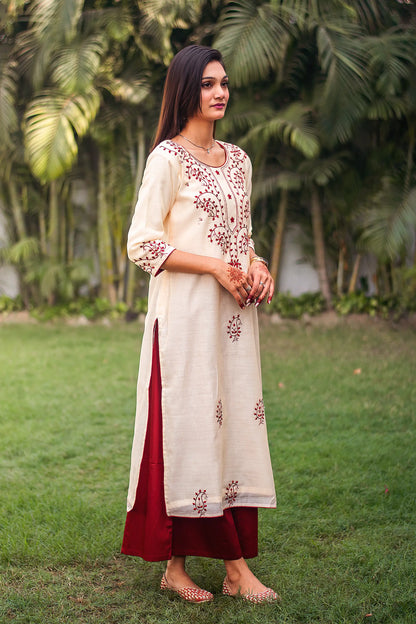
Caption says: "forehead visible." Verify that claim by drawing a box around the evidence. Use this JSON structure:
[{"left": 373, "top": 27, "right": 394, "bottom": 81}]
[{"left": 202, "top": 61, "right": 226, "bottom": 78}]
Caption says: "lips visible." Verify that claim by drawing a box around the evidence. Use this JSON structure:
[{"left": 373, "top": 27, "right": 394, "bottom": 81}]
[{"left": 212, "top": 104, "right": 225, "bottom": 109}]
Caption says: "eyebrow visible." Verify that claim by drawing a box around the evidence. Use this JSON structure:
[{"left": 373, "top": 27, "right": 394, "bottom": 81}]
[{"left": 201, "top": 75, "right": 229, "bottom": 80}]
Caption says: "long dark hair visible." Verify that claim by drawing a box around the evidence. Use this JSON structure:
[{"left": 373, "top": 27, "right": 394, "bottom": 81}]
[{"left": 151, "top": 45, "right": 225, "bottom": 150}]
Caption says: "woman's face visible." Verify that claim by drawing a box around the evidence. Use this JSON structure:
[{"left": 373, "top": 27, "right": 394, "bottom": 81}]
[{"left": 196, "top": 60, "right": 229, "bottom": 122}]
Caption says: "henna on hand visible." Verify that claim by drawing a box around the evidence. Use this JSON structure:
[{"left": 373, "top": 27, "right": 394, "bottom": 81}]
[{"left": 227, "top": 265, "right": 245, "bottom": 286}]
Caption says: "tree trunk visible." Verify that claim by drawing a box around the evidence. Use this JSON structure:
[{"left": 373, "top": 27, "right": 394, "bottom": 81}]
[
  {"left": 48, "top": 179, "right": 59, "bottom": 261},
  {"left": 59, "top": 196, "right": 66, "bottom": 263},
  {"left": 39, "top": 205, "right": 47, "bottom": 255},
  {"left": 348, "top": 253, "right": 361, "bottom": 293},
  {"left": 6, "top": 179, "right": 31, "bottom": 306},
  {"left": 269, "top": 188, "right": 287, "bottom": 286},
  {"left": 379, "top": 262, "right": 391, "bottom": 296},
  {"left": 97, "top": 151, "right": 116, "bottom": 304},
  {"left": 337, "top": 243, "right": 346, "bottom": 295},
  {"left": 67, "top": 197, "right": 74, "bottom": 264},
  {"left": 311, "top": 185, "right": 332, "bottom": 308},
  {"left": 8, "top": 179, "right": 27, "bottom": 240}
]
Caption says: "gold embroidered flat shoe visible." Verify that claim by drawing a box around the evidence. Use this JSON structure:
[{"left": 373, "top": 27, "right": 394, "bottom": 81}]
[
  {"left": 161, "top": 573, "right": 214, "bottom": 603},
  {"left": 222, "top": 578, "right": 280, "bottom": 604}
]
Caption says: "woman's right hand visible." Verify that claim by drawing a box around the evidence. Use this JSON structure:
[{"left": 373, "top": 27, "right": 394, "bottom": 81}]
[
  {"left": 162, "top": 251, "right": 252, "bottom": 308},
  {"left": 211, "top": 259, "right": 252, "bottom": 309}
]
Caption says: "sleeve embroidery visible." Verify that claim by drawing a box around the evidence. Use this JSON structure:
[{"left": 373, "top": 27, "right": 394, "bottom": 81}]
[{"left": 133, "top": 240, "right": 176, "bottom": 276}]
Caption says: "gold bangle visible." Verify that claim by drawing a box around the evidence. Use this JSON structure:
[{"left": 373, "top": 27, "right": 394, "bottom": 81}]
[{"left": 250, "top": 255, "right": 269, "bottom": 267}]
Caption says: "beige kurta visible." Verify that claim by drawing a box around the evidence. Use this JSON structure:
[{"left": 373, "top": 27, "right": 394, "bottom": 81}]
[{"left": 126, "top": 139, "right": 276, "bottom": 518}]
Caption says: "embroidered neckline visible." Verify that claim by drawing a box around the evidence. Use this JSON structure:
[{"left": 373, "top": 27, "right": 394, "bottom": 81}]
[{"left": 165, "top": 139, "right": 229, "bottom": 169}]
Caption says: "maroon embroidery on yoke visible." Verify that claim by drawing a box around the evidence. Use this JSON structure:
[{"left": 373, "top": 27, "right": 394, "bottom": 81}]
[
  {"left": 225, "top": 480, "right": 239, "bottom": 506},
  {"left": 195, "top": 191, "right": 220, "bottom": 218},
  {"left": 193, "top": 489, "right": 208, "bottom": 517},
  {"left": 216, "top": 399, "right": 223, "bottom": 426},
  {"left": 254, "top": 399, "right": 265, "bottom": 425},
  {"left": 208, "top": 225, "right": 230, "bottom": 252},
  {"left": 227, "top": 315, "right": 242, "bottom": 342},
  {"left": 161, "top": 140, "right": 250, "bottom": 269}
]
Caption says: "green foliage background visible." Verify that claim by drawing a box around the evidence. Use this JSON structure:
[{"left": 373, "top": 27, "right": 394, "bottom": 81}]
[{"left": 0, "top": 0, "right": 416, "bottom": 310}]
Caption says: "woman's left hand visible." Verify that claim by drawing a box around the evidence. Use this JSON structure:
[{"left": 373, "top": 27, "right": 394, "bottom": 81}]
[{"left": 247, "top": 261, "right": 274, "bottom": 307}]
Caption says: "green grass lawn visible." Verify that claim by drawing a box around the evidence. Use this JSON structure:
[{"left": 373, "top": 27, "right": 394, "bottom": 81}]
[{"left": 0, "top": 319, "right": 415, "bottom": 623}]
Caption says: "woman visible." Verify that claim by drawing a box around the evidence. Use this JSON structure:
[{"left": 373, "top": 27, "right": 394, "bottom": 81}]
[{"left": 121, "top": 45, "right": 278, "bottom": 604}]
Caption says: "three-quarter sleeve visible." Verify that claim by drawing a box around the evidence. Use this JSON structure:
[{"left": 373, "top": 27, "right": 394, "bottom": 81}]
[{"left": 127, "top": 149, "right": 179, "bottom": 276}]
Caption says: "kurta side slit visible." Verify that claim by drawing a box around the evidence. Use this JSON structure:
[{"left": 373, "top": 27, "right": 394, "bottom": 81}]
[{"left": 121, "top": 321, "right": 258, "bottom": 561}]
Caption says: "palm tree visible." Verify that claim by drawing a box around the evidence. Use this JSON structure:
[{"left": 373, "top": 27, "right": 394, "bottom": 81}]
[
  {"left": 2, "top": 0, "right": 222, "bottom": 305},
  {"left": 1, "top": 0, "right": 155, "bottom": 303},
  {"left": 215, "top": 0, "right": 416, "bottom": 303}
]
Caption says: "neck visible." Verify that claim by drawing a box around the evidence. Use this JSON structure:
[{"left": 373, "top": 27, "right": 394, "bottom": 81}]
[{"left": 181, "top": 119, "right": 214, "bottom": 147}]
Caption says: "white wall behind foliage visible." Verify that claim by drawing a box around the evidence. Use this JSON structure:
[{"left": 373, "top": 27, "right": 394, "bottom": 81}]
[{"left": 0, "top": 208, "right": 19, "bottom": 298}]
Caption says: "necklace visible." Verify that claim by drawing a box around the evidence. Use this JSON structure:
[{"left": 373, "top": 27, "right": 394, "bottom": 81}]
[{"left": 179, "top": 134, "right": 216, "bottom": 154}]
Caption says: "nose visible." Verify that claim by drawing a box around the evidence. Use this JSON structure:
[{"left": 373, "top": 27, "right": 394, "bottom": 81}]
[{"left": 215, "top": 84, "right": 226, "bottom": 99}]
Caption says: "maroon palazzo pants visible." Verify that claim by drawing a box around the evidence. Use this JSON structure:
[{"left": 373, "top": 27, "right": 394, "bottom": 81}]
[{"left": 121, "top": 322, "right": 258, "bottom": 562}]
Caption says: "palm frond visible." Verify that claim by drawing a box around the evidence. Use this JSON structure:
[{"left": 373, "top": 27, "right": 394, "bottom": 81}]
[
  {"left": 252, "top": 171, "right": 302, "bottom": 202},
  {"left": 272, "top": 0, "right": 354, "bottom": 27},
  {"left": 365, "top": 30, "right": 416, "bottom": 97},
  {"left": 0, "top": 58, "right": 18, "bottom": 148},
  {"left": 241, "top": 102, "right": 320, "bottom": 159},
  {"left": 50, "top": 36, "right": 107, "bottom": 94},
  {"left": 23, "top": 0, "right": 84, "bottom": 89},
  {"left": 29, "top": 0, "right": 84, "bottom": 44},
  {"left": 298, "top": 152, "right": 349, "bottom": 186},
  {"left": 215, "top": 0, "right": 287, "bottom": 87},
  {"left": 316, "top": 22, "right": 370, "bottom": 142},
  {"left": 283, "top": 38, "right": 317, "bottom": 93},
  {"left": 138, "top": 0, "right": 204, "bottom": 65},
  {"left": 24, "top": 89, "right": 100, "bottom": 182},
  {"left": 99, "top": 75, "right": 151, "bottom": 106},
  {"left": 136, "top": 18, "right": 174, "bottom": 65},
  {"left": 351, "top": 0, "right": 392, "bottom": 33},
  {"left": 367, "top": 94, "right": 409, "bottom": 120},
  {"left": 40, "top": 262, "right": 70, "bottom": 300},
  {"left": 358, "top": 182, "right": 416, "bottom": 260},
  {"left": 13, "top": 30, "right": 39, "bottom": 80},
  {"left": 68, "top": 258, "right": 92, "bottom": 286},
  {"left": 140, "top": 0, "right": 203, "bottom": 25},
  {"left": 219, "top": 99, "right": 275, "bottom": 136},
  {"left": 0, "top": 237, "right": 40, "bottom": 264},
  {"left": 0, "top": 0, "right": 27, "bottom": 35},
  {"left": 97, "top": 8, "right": 134, "bottom": 43}
]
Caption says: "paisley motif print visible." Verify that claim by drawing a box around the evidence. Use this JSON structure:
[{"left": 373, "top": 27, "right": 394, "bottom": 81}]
[
  {"left": 193, "top": 489, "right": 208, "bottom": 517},
  {"left": 227, "top": 314, "right": 242, "bottom": 342},
  {"left": 224, "top": 480, "right": 239, "bottom": 506}
]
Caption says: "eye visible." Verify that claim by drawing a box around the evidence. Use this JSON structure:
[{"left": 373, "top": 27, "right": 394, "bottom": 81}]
[
  {"left": 201, "top": 82, "right": 212, "bottom": 88},
  {"left": 222, "top": 81, "right": 229, "bottom": 88}
]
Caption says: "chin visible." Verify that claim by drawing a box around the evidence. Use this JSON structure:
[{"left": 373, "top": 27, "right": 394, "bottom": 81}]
[{"left": 210, "top": 109, "right": 226, "bottom": 120}]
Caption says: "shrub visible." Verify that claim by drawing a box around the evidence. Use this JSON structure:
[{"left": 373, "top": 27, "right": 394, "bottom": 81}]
[
  {"left": 267, "top": 292, "right": 326, "bottom": 319},
  {"left": 0, "top": 295, "right": 24, "bottom": 313}
]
